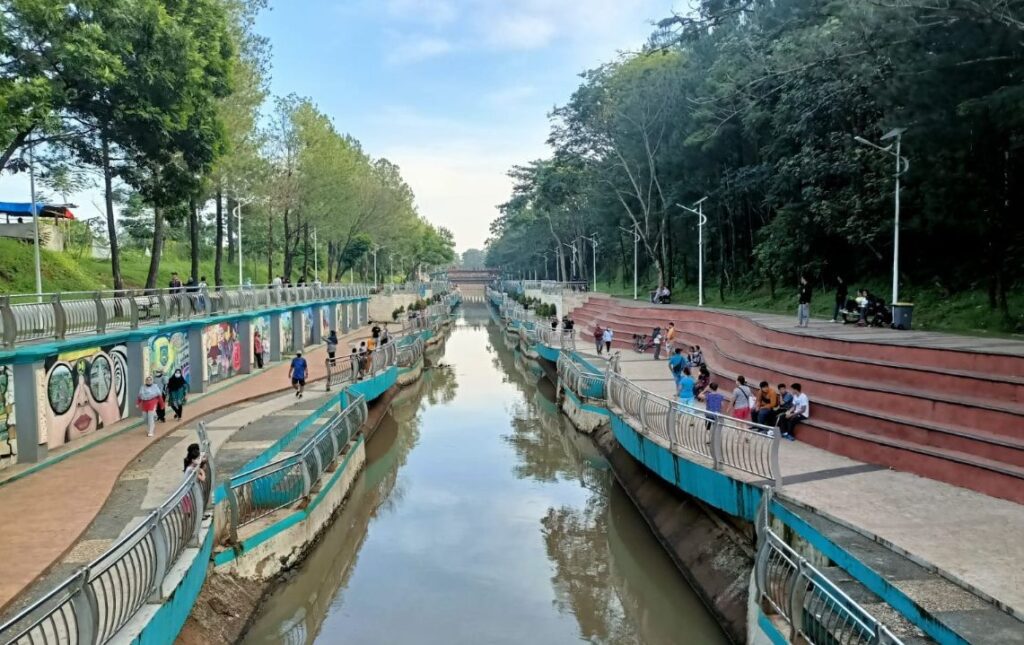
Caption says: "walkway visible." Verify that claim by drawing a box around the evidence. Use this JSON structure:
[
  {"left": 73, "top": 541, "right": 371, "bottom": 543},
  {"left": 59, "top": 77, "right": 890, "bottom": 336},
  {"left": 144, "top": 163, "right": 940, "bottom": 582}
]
[
  {"left": 608, "top": 296, "right": 1024, "bottom": 356},
  {"left": 0, "top": 326, "right": 369, "bottom": 614},
  {"left": 577, "top": 347, "right": 1024, "bottom": 620}
]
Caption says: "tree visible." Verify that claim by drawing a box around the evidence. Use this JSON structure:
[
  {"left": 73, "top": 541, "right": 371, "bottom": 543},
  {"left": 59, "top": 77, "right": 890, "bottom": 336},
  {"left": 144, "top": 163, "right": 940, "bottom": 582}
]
[{"left": 461, "top": 248, "right": 487, "bottom": 269}]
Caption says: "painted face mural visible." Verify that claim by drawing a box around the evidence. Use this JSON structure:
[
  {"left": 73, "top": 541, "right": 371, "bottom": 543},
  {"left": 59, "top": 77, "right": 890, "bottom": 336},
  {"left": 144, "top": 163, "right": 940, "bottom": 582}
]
[
  {"left": 44, "top": 346, "right": 128, "bottom": 447},
  {"left": 203, "top": 321, "right": 241, "bottom": 383},
  {"left": 302, "top": 307, "right": 314, "bottom": 347},
  {"left": 148, "top": 331, "right": 191, "bottom": 384}
]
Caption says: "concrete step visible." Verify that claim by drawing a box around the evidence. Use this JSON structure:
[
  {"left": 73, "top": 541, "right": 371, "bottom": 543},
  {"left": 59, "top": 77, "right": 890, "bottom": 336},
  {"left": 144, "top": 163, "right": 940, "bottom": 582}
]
[{"left": 574, "top": 300, "right": 1024, "bottom": 381}]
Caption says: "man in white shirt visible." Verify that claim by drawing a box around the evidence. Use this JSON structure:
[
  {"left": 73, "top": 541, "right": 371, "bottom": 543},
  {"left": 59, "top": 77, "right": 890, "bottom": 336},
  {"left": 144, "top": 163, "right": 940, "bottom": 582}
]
[
  {"left": 601, "top": 327, "right": 614, "bottom": 353},
  {"left": 778, "top": 383, "right": 809, "bottom": 440}
]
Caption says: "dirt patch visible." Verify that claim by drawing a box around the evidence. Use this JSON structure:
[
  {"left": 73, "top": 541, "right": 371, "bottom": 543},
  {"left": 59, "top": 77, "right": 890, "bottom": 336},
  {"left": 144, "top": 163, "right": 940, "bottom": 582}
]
[{"left": 177, "top": 570, "right": 263, "bottom": 645}]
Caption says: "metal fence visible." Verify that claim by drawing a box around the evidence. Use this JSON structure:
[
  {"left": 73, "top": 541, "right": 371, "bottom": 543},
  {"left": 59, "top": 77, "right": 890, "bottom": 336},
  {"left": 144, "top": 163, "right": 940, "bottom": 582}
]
[
  {"left": 225, "top": 395, "right": 368, "bottom": 542},
  {"left": 0, "top": 424, "right": 214, "bottom": 645},
  {"left": 396, "top": 337, "right": 425, "bottom": 368},
  {"left": 755, "top": 495, "right": 902, "bottom": 644},
  {"left": 0, "top": 283, "right": 373, "bottom": 348},
  {"left": 605, "top": 372, "right": 783, "bottom": 487},
  {"left": 537, "top": 326, "right": 577, "bottom": 352},
  {"left": 556, "top": 354, "right": 605, "bottom": 400}
]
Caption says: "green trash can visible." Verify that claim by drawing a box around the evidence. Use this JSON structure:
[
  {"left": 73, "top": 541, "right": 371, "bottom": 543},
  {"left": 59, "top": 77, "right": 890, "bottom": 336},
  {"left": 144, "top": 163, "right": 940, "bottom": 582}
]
[{"left": 892, "top": 303, "right": 914, "bottom": 330}]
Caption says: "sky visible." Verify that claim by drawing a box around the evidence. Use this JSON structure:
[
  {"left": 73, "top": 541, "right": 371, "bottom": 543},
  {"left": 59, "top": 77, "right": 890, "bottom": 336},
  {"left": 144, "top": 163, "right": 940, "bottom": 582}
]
[
  {"left": 0, "top": 0, "right": 679, "bottom": 255},
  {"left": 256, "top": 0, "right": 679, "bottom": 253}
]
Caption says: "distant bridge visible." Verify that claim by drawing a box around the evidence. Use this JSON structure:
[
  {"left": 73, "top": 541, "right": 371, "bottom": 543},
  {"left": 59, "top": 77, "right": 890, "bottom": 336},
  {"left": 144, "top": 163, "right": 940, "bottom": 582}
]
[{"left": 444, "top": 269, "right": 499, "bottom": 285}]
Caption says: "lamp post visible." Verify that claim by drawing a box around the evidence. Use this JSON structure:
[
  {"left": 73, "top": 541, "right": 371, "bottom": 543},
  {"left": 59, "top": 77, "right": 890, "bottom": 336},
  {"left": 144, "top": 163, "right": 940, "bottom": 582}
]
[
  {"left": 562, "top": 241, "right": 577, "bottom": 282},
  {"left": 618, "top": 224, "right": 639, "bottom": 300},
  {"left": 855, "top": 128, "right": 908, "bottom": 304},
  {"left": 313, "top": 227, "right": 318, "bottom": 281},
  {"left": 371, "top": 246, "right": 378, "bottom": 289},
  {"left": 26, "top": 141, "right": 42, "bottom": 299},
  {"left": 676, "top": 197, "right": 708, "bottom": 306},
  {"left": 233, "top": 200, "right": 244, "bottom": 286},
  {"left": 581, "top": 234, "right": 599, "bottom": 292}
]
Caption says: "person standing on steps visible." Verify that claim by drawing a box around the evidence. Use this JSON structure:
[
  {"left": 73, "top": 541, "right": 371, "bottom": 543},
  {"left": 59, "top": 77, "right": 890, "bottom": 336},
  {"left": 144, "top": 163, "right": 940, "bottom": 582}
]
[
  {"left": 601, "top": 327, "right": 614, "bottom": 353},
  {"left": 136, "top": 376, "right": 163, "bottom": 437},
  {"left": 797, "top": 275, "right": 812, "bottom": 328},
  {"left": 166, "top": 369, "right": 188, "bottom": 420},
  {"left": 593, "top": 323, "right": 604, "bottom": 354},
  {"left": 289, "top": 351, "right": 308, "bottom": 398},
  {"left": 831, "top": 276, "right": 847, "bottom": 323}
]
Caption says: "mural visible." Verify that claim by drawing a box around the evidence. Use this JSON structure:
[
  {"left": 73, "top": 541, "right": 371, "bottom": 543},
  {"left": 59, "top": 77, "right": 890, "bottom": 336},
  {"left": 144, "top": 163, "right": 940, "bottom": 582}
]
[
  {"left": 321, "top": 305, "right": 331, "bottom": 338},
  {"left": 302, "top": 307, "right": 314, "bottom": 346},
  {"left": 147, "top": 331, "right": 191, "bottom": 384},
  {"left": 203, "top": 321, "right": 241, "bottom": 383},
  {"left": 0, "top": 365, "right": 14, "bottom": 457},
  {"left": 44, "top": 345, "right": 129, "bottom": 448},
  {"left": 281, "top": 314, "right": 294, "bottom": 353},
  {"left": 254, "top": 315, "right": 271, "bottom": 358}
]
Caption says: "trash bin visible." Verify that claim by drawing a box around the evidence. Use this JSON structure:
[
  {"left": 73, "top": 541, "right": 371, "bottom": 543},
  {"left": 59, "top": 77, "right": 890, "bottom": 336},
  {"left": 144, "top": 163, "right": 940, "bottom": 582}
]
[{"left": 891, "top": 303, "right": 914, "bottom": 330}]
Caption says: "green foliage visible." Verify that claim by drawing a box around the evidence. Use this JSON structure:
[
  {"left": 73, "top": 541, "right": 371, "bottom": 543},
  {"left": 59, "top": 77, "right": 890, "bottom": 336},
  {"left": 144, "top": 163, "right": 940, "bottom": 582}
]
[
  {"left": 392, "top": 305, "right": 405, "bottom": 321},
  {"left": 488, "top": 0, "right": 1024, "bottom": 330}
]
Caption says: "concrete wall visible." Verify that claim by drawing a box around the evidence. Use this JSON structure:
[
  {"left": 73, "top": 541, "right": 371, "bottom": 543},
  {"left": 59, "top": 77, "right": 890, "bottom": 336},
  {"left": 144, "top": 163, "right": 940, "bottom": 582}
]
[{"left": 368, "top": 293, "right": 420, "bottom": 322}]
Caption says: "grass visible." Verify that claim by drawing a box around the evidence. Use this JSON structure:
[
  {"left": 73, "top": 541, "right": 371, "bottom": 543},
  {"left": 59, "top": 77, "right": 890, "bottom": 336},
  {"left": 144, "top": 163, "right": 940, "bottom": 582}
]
[{"left": 594, "top": 278, "right": 1024, "bottom": 338}]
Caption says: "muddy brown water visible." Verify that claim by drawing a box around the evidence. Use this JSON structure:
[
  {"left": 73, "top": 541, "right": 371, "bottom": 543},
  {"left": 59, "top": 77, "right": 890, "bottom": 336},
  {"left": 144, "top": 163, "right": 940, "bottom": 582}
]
[{"left": 241, "top": 305, "right": 727, "bottom": 645}]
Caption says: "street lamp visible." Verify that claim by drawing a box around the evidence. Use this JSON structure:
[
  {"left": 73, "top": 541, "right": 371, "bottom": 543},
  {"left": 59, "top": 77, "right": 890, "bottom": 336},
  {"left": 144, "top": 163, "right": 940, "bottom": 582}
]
[
  {"left": 855, "top": 128, "right": 909, "bottom": 304},
  {"left": 581, "top": 234, "right": 599, "bottom": 292},
  {"left": 618, "top": 223, "right": 640, "bottom": 300},
  {"left": 24, "top": 141, "right": 43, "bottom": 300},
  {"left": 676, "top": 197, "right": 709, "bottom": 307},
  {"left": 371, "top": 246, "right": 379, "bottom": 289},
  {"left": 562, "top": 241, "right": 577, "bottom": 281},
  {"left": 313, "top": 227, "right": 319, "bottom": 281}
]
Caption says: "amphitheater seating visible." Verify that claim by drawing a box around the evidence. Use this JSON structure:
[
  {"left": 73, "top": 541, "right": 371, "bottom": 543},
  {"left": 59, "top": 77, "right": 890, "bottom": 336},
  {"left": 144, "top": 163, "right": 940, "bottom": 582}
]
[{"left": 568, "top": 296, "right": 1024, "bottom": 504}]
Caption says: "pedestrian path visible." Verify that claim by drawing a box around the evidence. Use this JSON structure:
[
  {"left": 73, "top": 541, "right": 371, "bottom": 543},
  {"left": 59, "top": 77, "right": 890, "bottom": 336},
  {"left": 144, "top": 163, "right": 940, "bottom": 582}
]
[
  {"left": 0, "top": 326, "right": 369, "bottom": 614},
  {"left": 577, "top": 347, "right": 1024, "bottom": 619}
]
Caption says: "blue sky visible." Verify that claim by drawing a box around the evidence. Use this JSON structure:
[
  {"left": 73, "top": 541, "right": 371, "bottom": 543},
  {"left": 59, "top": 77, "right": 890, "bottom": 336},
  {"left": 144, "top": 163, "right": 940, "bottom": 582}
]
[
  {"left": 0, "top": 0, "right": 679, "bottom": 255},
  {"left": 258, "top": 0, "right": 679, "bottom": 252}
]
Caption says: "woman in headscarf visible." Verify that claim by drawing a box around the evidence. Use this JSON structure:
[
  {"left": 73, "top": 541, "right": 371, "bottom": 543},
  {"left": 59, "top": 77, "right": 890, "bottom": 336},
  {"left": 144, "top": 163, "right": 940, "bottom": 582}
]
[
  {"left": 136, "top": 376, "right": 163, "bottom": 437},
  {"left": 166, "top": 369, "right": 189, "bottom": 420}
]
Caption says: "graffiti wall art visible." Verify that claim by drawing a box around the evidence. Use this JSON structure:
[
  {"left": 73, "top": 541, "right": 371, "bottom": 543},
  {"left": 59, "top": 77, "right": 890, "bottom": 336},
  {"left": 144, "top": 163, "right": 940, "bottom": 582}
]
[
  {"left": 203, "top": 321, "right": 241, "bottom": 383},
  {"left": 301, "top": 307, "right": 314, "bottom": 347},
  {"left": 147, "top": 331, "right": 191, "bottom": 384},
  {"left": 44, "top": 345, "right": 129, "bottom": 448},
  {"left": 281, "top": 314, "right": 294, "bottom": 353},
  {"left": 0, "top": 365, "right": 14, "bottom": 458},
  {"left": 321, "top": 305, "right": 331, "bottom": 338},
  {"left": 253, "top": 315, "right": 271, "bottom": 358}
]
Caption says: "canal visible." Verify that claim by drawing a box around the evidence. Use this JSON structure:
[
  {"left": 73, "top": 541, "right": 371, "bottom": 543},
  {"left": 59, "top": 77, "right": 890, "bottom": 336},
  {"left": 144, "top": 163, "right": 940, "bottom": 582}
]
[{"left": 242, "top": 305, "right": 726, "bottom": 644}]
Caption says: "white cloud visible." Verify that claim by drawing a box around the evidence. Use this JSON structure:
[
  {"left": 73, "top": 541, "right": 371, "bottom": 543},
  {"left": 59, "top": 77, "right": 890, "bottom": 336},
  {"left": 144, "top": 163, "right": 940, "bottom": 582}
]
[
  {"left": 385, "top": 36, "right": 455, "bottom": 65},
  {"left": 483, "top": 12, "right": 558, "bottom": 50},
  {"left": 384, "top": 0, "right": 459, "bottom": 27}
]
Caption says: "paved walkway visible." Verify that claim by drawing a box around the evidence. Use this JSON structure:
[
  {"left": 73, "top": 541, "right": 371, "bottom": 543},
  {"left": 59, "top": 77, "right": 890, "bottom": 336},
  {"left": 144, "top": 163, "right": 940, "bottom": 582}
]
[
  {"left": 604, "top": 296, "right": 1024, "bottom": 356},
  {"left": 579, "top": 347, "right": 1024, "bottom": 620},
  {"left": 0, "top": 326, "right": 369, "bottom": 614}
]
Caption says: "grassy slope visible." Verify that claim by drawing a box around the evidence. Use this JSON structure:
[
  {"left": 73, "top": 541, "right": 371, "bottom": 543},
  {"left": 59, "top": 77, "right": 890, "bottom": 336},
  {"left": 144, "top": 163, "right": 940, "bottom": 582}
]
[{"left": 595, "top": 278, "right": 1024, "bottom": 337}]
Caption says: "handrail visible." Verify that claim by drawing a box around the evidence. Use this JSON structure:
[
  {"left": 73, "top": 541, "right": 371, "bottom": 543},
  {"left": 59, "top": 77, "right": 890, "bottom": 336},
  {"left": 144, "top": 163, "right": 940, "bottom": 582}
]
[
  {"left": 556, "top": 353, "right": 605, "bottom": 401},
  {"left": 225, "top": 395, "right": 368, "bottom": 541},
  {"left": 0, "top": 425, "right": 213, "bottom": 645},
  {"left": 0, "top": 283, "right": 374, "bottom": 348},
  {"left": 605, "top": 371, "right": 783, "bottom": 487},
  {"left": 755, "top": 493, "right": 902, "bottom": 644},
  {"left": 537, "top": 326, "right": 576, "bottom": 351}
]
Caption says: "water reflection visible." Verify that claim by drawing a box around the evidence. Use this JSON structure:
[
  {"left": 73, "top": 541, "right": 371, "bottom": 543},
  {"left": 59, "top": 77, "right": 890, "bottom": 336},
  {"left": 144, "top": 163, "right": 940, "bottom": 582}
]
[{"left": 242, "top": 305, "right": 724, "bottom": 644}]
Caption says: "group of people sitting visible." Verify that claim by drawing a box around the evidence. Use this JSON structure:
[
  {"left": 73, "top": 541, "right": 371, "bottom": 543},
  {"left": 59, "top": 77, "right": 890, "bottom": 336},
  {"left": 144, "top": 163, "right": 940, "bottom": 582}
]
[
  {"left": 649, "top": 285, "right": 671, "bottom": 304},
  {"left": 697, "top": 376, "right": 808, "bottom": 439}
]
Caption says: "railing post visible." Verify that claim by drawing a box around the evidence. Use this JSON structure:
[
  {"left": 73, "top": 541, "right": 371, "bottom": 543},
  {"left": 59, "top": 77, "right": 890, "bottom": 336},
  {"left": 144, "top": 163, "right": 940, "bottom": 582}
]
[
  {"left": 52, "top": 293, "right": 66, "bottom": 340},
  {"left": 0, "top": 295, "right": 14, "bottom": 347},
  {"left": 711, "top": 419, "right": 723, "bottom": 470},
  {"left": 128, "top": 290, "right": 140, "bottom": 329},
  {"left": 148, "top": 513, "right": 168, "bottom": 603},
  {"left": 226, "top": 487, "right": 241, "bottom": 544},
  {"left": 94, "top": 291, "right": 106, "bottom": 334},
  {"left": 70, "top": 569, "right": 99, "bottom": 645},
  {"left": 770, "top": 431, "right": 783, "bottom": 488}
]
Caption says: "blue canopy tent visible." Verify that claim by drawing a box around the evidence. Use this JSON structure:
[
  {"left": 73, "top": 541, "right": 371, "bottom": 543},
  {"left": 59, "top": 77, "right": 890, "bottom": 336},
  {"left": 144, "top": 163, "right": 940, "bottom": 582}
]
[{"left": 0, "top": 202, "right": 76, "bottom": 222}]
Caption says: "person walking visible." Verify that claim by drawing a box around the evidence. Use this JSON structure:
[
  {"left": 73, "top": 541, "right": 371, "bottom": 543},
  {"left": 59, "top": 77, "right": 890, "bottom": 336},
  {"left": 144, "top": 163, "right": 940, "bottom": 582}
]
[
  {"left": 136, "top": 377, "right": 163, "bottom": 437},
  {"left": 601, "top": 327, "right": 614, "bottom": 353},
  {"left": 831, "top": 276, "right": 847, "bottom": 323},
  {"left": 253, "top": 331, "right": 265, "bottom": 369},
  {"left": 730, "top": 375, "right": 755, "bottom": 422},
  {"left": 289, "top": 351, "right": 308, "bottom": 398},
  {"left": 166, "top": 369, "right": 189, "bottom": 420},
  {"left": 593, "top": 324, "right": 604, "bottom": 354},
  {"left": 196, "top": 276, "right": 208, "bottom": 313},
  {"left": 678, "top": 367, "right": 696, "bottom": 406},
  {"left": 797, "top": 275, "right": 812, "bottom": 328},
  {"left": 326, "top": 330, "right": 339, "bottom": 361},
  {"left": 152, "top": 368, "right": 167, "bottom": 423}
]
